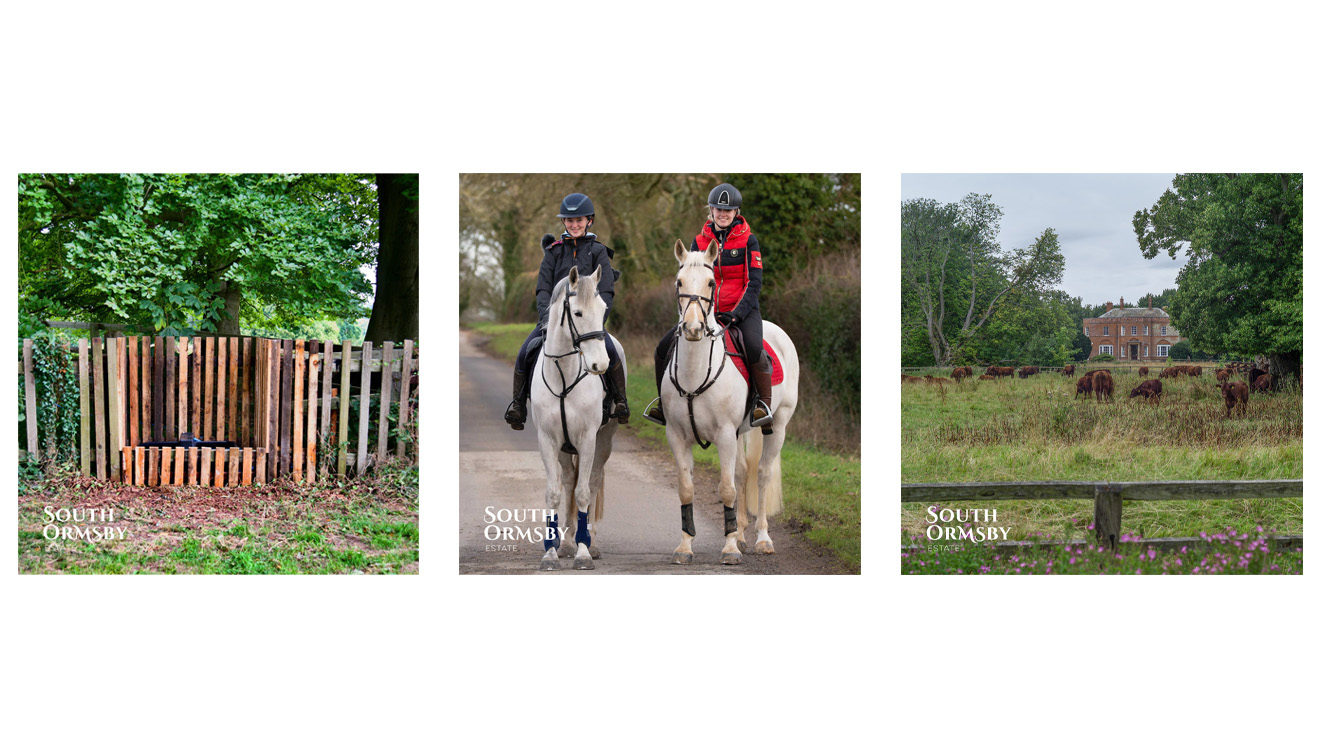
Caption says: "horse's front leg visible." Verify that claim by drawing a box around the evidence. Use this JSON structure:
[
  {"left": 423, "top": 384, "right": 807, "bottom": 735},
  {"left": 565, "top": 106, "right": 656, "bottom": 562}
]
[
  {"left": 569, "top": 431, "right": 597, "bottom": 570},
  {"left": 538, "top": 439, "right": 566, "bottom": 571},
  {"left": 558, "top": 452, "right": 580, "bottom": 559},
  {"left": 667, "top": 425, "right": 696, "bottom": 565},
  {"left": 714, "top": 427, "right": 742, "bottom": 565}
]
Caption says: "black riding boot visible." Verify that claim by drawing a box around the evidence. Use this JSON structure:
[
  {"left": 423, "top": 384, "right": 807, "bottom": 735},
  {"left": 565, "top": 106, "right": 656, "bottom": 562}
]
[
  {"left": 504, "top": 369, "right": 531, "bottom": 430},
  {"left": 750, "top": 358, "right": 774, "bottom": 429},
  {"left": 643, "top": 333, "right": 674, "bottom": 426},
  {"left": 606, "top": 361, "right": 630, "bottom": 424}
]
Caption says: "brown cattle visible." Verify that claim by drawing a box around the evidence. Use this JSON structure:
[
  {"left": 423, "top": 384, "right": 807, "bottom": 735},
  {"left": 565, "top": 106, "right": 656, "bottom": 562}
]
[
  {"left": 1248, "top": 365, "right": 1268, "bottom": 384},
  {"left": 1159, "top": 367, "right": 1179, "bottom": 379},
  {"left": 950, "top": 366, "right": 973, "bottom": 381},
  {"left": 985, "top": 366, "right": 1016, "bottom": 378},
  {"left": 1062, "top": 364, "right": 1075, "bottom": 377},
  {"left": 1020, "top": 366, "right": 1040, "bottom": 377},
  {"left": 1092, "top": 370, "right": 1115, "bottom": 403},
  {"left": 1221, "top": 381, "right": 1249, "bottom": 418},
  {"left": 1138, "top": 366, "right": 1149, "bottom": 376},
  {"left": 927, "top": 377, "right": 952, "bottom": 385},
  {"left": 1129, "top": 379, "right": 1162, "bottom": 403},
  {"left": 1188, "top": 366, "right": 1202, "bottom": 377},
  {"left": 1215, "top": 368, "right": 1231, "bottom": 382},
  {"left": 1252, "top": 373, "right": 1273, "bottom": 394},
  {"left": 978, "top": 374, "right": 996, "bottom": 381},
  {"left": 1074, "top": 372, "right": 1094, "bottom": 400}
]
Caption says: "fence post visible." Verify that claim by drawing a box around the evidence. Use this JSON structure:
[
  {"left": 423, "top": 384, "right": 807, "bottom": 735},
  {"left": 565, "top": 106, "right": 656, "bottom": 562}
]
[
  {"left": 357, "top": 341, "right": 373, "bottom": 476},
  {"left": 23, "top": 339, "right": 39, "bottom": 461},
  {"left": 398, "top": 339, "right": 415, "bottom": 460},
  {"left": 78, "top": 339, "right": 91, "bottom": 476},
  {"left": 1094, "top": 484, "right": 1123, "bottom": 548}
]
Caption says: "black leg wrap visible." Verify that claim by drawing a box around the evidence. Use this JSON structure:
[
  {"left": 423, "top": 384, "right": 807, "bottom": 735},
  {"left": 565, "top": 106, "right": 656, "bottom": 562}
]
[
  {"left": 724, "top": 505, "right": 738, "bottom": 536},
  {"left": 681, "top": 503, "right": 695, "bottom": 537}
]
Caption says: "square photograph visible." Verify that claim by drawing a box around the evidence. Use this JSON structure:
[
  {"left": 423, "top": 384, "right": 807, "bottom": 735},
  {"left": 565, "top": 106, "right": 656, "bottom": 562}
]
[
  {"left": 17, "top": 173, "right": 419, "bottom": 574},
  {"left": 459, "top": 174, "right": 860, "bottom": 574},
  {"left": 900, "top": 173, "right": 1302, "bottom": 574}
]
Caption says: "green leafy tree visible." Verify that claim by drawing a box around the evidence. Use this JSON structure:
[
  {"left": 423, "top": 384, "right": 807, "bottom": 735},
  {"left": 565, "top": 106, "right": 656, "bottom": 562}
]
[
  {"left": 1135, "top": 173, "right": 1302, "bottom": 378},
  {"left": 901, "top": 193, "right": 1066, "bottom": 366},
  {"left": 19, "top": 174, "right": 375, "bottom": 335}
]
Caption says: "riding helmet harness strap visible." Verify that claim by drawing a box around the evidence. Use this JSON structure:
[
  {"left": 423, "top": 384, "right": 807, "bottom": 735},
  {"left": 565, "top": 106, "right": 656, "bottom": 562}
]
[{"left": 541, "top": 288, "right": 607, "bottom": 455}]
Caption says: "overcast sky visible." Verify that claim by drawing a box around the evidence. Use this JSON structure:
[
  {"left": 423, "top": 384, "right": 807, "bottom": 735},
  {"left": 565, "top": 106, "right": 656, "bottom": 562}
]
[{"left": 901, "top": 174, "right": 1187, "bottom": 307}]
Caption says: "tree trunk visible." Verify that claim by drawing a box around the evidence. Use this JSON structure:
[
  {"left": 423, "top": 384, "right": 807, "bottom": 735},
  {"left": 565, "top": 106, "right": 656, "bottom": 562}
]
[
  {"left": 218, "top": 280, "right": 242, "bottom": 335},
  {"left": 365, "top": 174, "right": 420, "bottom": 344}
]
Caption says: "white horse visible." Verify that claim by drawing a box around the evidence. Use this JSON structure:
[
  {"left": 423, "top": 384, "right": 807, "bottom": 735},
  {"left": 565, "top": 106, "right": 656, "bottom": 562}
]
[
  {"left": 659, "top": 240, "right": 799, "bottom": 564},
  {"left": 530, "top": 265, "right": 623, "bottom": 571}
]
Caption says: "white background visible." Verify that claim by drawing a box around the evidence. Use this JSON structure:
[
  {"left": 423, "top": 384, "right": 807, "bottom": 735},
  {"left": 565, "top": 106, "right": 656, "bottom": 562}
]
[{"left": 2, "top": 1, "right": 1315, "bottom": 745}]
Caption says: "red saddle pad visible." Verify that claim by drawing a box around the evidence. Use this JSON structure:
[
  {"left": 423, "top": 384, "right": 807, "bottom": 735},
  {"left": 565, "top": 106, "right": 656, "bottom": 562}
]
[{"left": 724, "top": 335, "right": 785, "bottom": 385}]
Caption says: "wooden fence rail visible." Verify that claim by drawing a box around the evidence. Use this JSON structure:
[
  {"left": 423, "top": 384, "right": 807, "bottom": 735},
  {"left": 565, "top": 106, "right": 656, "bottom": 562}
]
[
  {"left": 901, "top": 479, "right": 1303, "bottom": 550},
  {"left": 19, "top": 336, "right": 418, "bottom": 485}
]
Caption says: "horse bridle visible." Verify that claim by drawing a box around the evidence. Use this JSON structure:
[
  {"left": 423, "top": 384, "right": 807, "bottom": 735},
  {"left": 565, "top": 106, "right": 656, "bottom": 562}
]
[
  {"left": 668, "top": 261, "right": 729, "bottom": 449},
  {"left": 542, "top": 287, "right": 608, "bottom": 455}
]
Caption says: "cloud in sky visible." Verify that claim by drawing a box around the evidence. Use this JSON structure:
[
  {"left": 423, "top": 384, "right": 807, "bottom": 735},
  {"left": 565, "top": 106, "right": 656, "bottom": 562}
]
[{"left": 901, "top": 174, "right": 1187, "bottom": 306}]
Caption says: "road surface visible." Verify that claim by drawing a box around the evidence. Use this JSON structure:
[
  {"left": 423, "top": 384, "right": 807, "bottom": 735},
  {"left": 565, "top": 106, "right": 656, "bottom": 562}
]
[{"left": 458, "top": 331, "right": 845, "bottom": 574}]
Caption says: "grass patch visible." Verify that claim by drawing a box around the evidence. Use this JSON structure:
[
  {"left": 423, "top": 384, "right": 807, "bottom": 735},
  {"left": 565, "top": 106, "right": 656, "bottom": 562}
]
[
  {"left": 468, "top": 321, "right": 861, "bottom": 572},
  {"left": 901, "top": 369, "right": 1303, "bottom": 548}
]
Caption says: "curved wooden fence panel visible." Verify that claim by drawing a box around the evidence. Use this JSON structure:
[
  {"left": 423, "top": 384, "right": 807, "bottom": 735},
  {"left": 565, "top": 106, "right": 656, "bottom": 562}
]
[{"left": 20, "top": 336, "right": 418, "bottom": 485}]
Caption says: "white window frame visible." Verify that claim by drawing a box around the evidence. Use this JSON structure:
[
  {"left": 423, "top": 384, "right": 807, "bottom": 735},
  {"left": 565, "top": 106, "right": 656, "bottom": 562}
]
[
  {"left": 1120, "top": 345, "right": 1126, "bottom": 358},
  {"left": 1144, "top": 345, "right": 1149, "bottom": 356},
  {"left": 1162, "top": 326, "right": 1167, "bottom": 336},
  {"left": 1157, "top": 344, "right": 1170, "bottom": 357},
  {"left": 1084, "top": 326, "right": 1089, "bottom": 336},
  {"left": 1145, "top": 325, "right": 1150, "bottom": 335},
  {"left": 1099, "top": 345, "right": 1113, "bottom": 356},
  {"left": 1103, "top": 326, "right": 1109, "bottom": 336}
]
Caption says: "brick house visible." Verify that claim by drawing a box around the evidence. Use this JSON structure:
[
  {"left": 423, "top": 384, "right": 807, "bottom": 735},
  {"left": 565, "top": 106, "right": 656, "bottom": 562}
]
[{"left": 1082, "top": 296, "right": 1181, "bottom": 362}]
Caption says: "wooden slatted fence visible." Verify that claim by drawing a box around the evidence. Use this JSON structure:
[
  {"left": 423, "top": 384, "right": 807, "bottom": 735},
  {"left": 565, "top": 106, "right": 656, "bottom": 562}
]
[
  {"left": 901, "top": 479, "right": 1303, "bottom": 551},
  {"left": 19, "top": 336, "right": 418, "bottom": 485}
]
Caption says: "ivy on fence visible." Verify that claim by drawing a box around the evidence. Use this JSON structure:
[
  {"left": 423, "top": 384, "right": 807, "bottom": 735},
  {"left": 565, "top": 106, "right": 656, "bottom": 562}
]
[{"left": 19, "top": 334, "right": 81, "bottom": 465}]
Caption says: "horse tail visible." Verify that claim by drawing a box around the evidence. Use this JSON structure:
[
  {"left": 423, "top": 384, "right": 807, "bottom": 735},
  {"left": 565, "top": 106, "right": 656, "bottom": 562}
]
[{"left": 743, "top": 428, "right": 765, "bottom": 516}]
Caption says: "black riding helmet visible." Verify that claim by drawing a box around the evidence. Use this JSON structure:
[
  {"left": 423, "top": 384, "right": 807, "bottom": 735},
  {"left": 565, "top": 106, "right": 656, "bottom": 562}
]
[
  {"left": 707, "top": 183, "right": 742, "bottom": 210},
  {"left": 557, "top": 192, "right": 595, "bottom": 219}
]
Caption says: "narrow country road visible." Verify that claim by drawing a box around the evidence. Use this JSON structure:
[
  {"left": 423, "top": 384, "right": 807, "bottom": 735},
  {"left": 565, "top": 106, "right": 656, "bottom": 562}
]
[{"left": 458, "top": 330, "right": 845, "bottom": 574}]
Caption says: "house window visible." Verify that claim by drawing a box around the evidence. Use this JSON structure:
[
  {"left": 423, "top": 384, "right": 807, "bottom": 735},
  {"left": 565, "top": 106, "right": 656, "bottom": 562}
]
[
  {"left": 1157, "top": 344, "right": 1170, "bottom": 357},
  {"left": 1144, "top": 345, "right": 1149, "bottom": 356},
  {"left": 1103, "top": 326, "right": 1109, "bottom": 336},
  {"left": 1145, "top": 326, "right": 1150, "bottom": 335},
  {"left": 1084, "top": 326, "right": 1089, "bottom": 336},
  {"left": 1162, "top": 326, "right": 1167, "bottom": 335},
  {"left": 1099, "top": 345, "right": 1113, "bottom": 356}
]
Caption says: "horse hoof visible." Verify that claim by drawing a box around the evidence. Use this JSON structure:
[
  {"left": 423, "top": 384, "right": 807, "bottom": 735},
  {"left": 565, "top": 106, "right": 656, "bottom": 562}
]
[
  {"left": 672, "top": 552, "right": 694, "bottom": 565},
  {"left": 736, "top": 538, "right": 748, "bottom": 553},
  {"left": 539, "top": 558, "right": 560, "bottom": 571},
  {"left": 589, "top": 546, "right": 601, "bottom": 559},
  {"left": 755, "top": 540, "right": 775, "bottom": 554},
  {"left": 720, "top": 552, "right": 743, "bottom": 565},
  {"left": 573, "top": 556, "right": 594, "bottom": 570}
]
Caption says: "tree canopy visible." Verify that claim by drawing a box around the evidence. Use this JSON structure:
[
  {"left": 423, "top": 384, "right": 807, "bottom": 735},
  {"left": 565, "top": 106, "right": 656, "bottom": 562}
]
[
  {"left": 901, "top": 193, "right": 1066, "bottom": 366},
  {"left": 1135, "top": 173, "right": 1302, "bottom": 374},
  {"left": 19, "top": 173, "right": 382, "bottom": 337}
]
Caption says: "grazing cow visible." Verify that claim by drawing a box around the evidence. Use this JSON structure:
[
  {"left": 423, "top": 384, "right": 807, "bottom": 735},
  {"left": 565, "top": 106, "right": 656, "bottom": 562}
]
[
  {"left": 1252, "top": 373, "right": 1273, "bottom": 394},
  {"left": 950, "top": 366, "right": 973, "bottom": 382},
  {"left": 901, "top": 374, "right": 921, "bottom": 383},
  {"left": 1188, "top": 366, "right": 1202, "bottom": 377},
  {"left": 1021, "top": 366, "right": 1040, "bottom": 377},
  {"left": 1074, "top": 372, "right": 1095, "bottom": 400},
  {"left": 978, "top": 374, "right": 996, "bottom": 381},
  {"left": 1092, "top": 370, "right": 1115, "bottom": 403},
  {"left": 1129, "top": 379, "right": 1163, "bottom": 403},
  {"left": 1215, "top": 368, "right": 1231, "bottom": 382},
  {"left": 1159, "top": 367, "right": 1179, "bottom": 379},
  {"left": 986, "top": 366, "right": 1015, "bottom": 378},
  {"left": 927, "top": 377, "right": 952, "bottom": 385},
  {"left": 1248, "top": 365, "right": 1268, "bottom": 385},
  {"left": 1138, "top": 366, "right": 1149, "bottom": 376},
  {"left": 1221, "top": 380, "right": 1249, "bottom": 418},
  {"left": 1062, "top": 364, "right": 1075, "bottom": 377}
]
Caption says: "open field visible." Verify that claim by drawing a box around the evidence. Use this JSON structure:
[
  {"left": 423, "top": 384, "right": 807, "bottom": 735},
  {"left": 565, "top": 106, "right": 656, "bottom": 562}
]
[
  {"left": 901, "top": 366, "right": 1302, "bottom": 543},
  {"left": 468, "top": 321, "right": 862, "bottom": 572}
]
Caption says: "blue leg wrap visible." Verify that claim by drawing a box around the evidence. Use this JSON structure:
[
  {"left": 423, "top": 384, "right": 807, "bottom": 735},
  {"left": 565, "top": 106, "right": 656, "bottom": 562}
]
[
  {"left": 575, "top": 510, "right": 591, "bottom": 546},
  {"left": 544, "top": 515, "right": 560, "bottom": 552}
]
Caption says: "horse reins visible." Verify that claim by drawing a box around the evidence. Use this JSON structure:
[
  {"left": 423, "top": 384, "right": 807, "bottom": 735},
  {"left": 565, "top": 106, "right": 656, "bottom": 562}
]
[{"left": 541, "top": 287, "right": 607, "bottom": 455}]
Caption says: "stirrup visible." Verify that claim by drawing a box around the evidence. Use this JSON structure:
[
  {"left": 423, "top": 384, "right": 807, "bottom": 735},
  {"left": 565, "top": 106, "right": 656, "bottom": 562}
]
[
  {"left": 504, "top": 401, "right": 526, "bottom": 431},
  {"left": 641, "top": 397, "right": 666, "bottom": 426},
  {"left": 750, "top": 401, "right": 773, "bottom": 428}
]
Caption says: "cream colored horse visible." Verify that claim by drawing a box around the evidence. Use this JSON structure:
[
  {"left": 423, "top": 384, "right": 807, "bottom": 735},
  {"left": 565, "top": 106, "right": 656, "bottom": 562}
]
[{"left": 658, "top": 240, "right": 799, "bottom": 564}]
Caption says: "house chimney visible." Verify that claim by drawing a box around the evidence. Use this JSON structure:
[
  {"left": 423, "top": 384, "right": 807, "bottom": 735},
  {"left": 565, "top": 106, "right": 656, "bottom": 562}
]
[
  {"left": 1106, "top": 301, "right": 1113, "bottom": 312},
  {"left": 1120, "top": 296, "right": 1125, "bottom": 308},
  {"left": 1148, "top": 295, "right": 1153, "bottom": 309}
]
